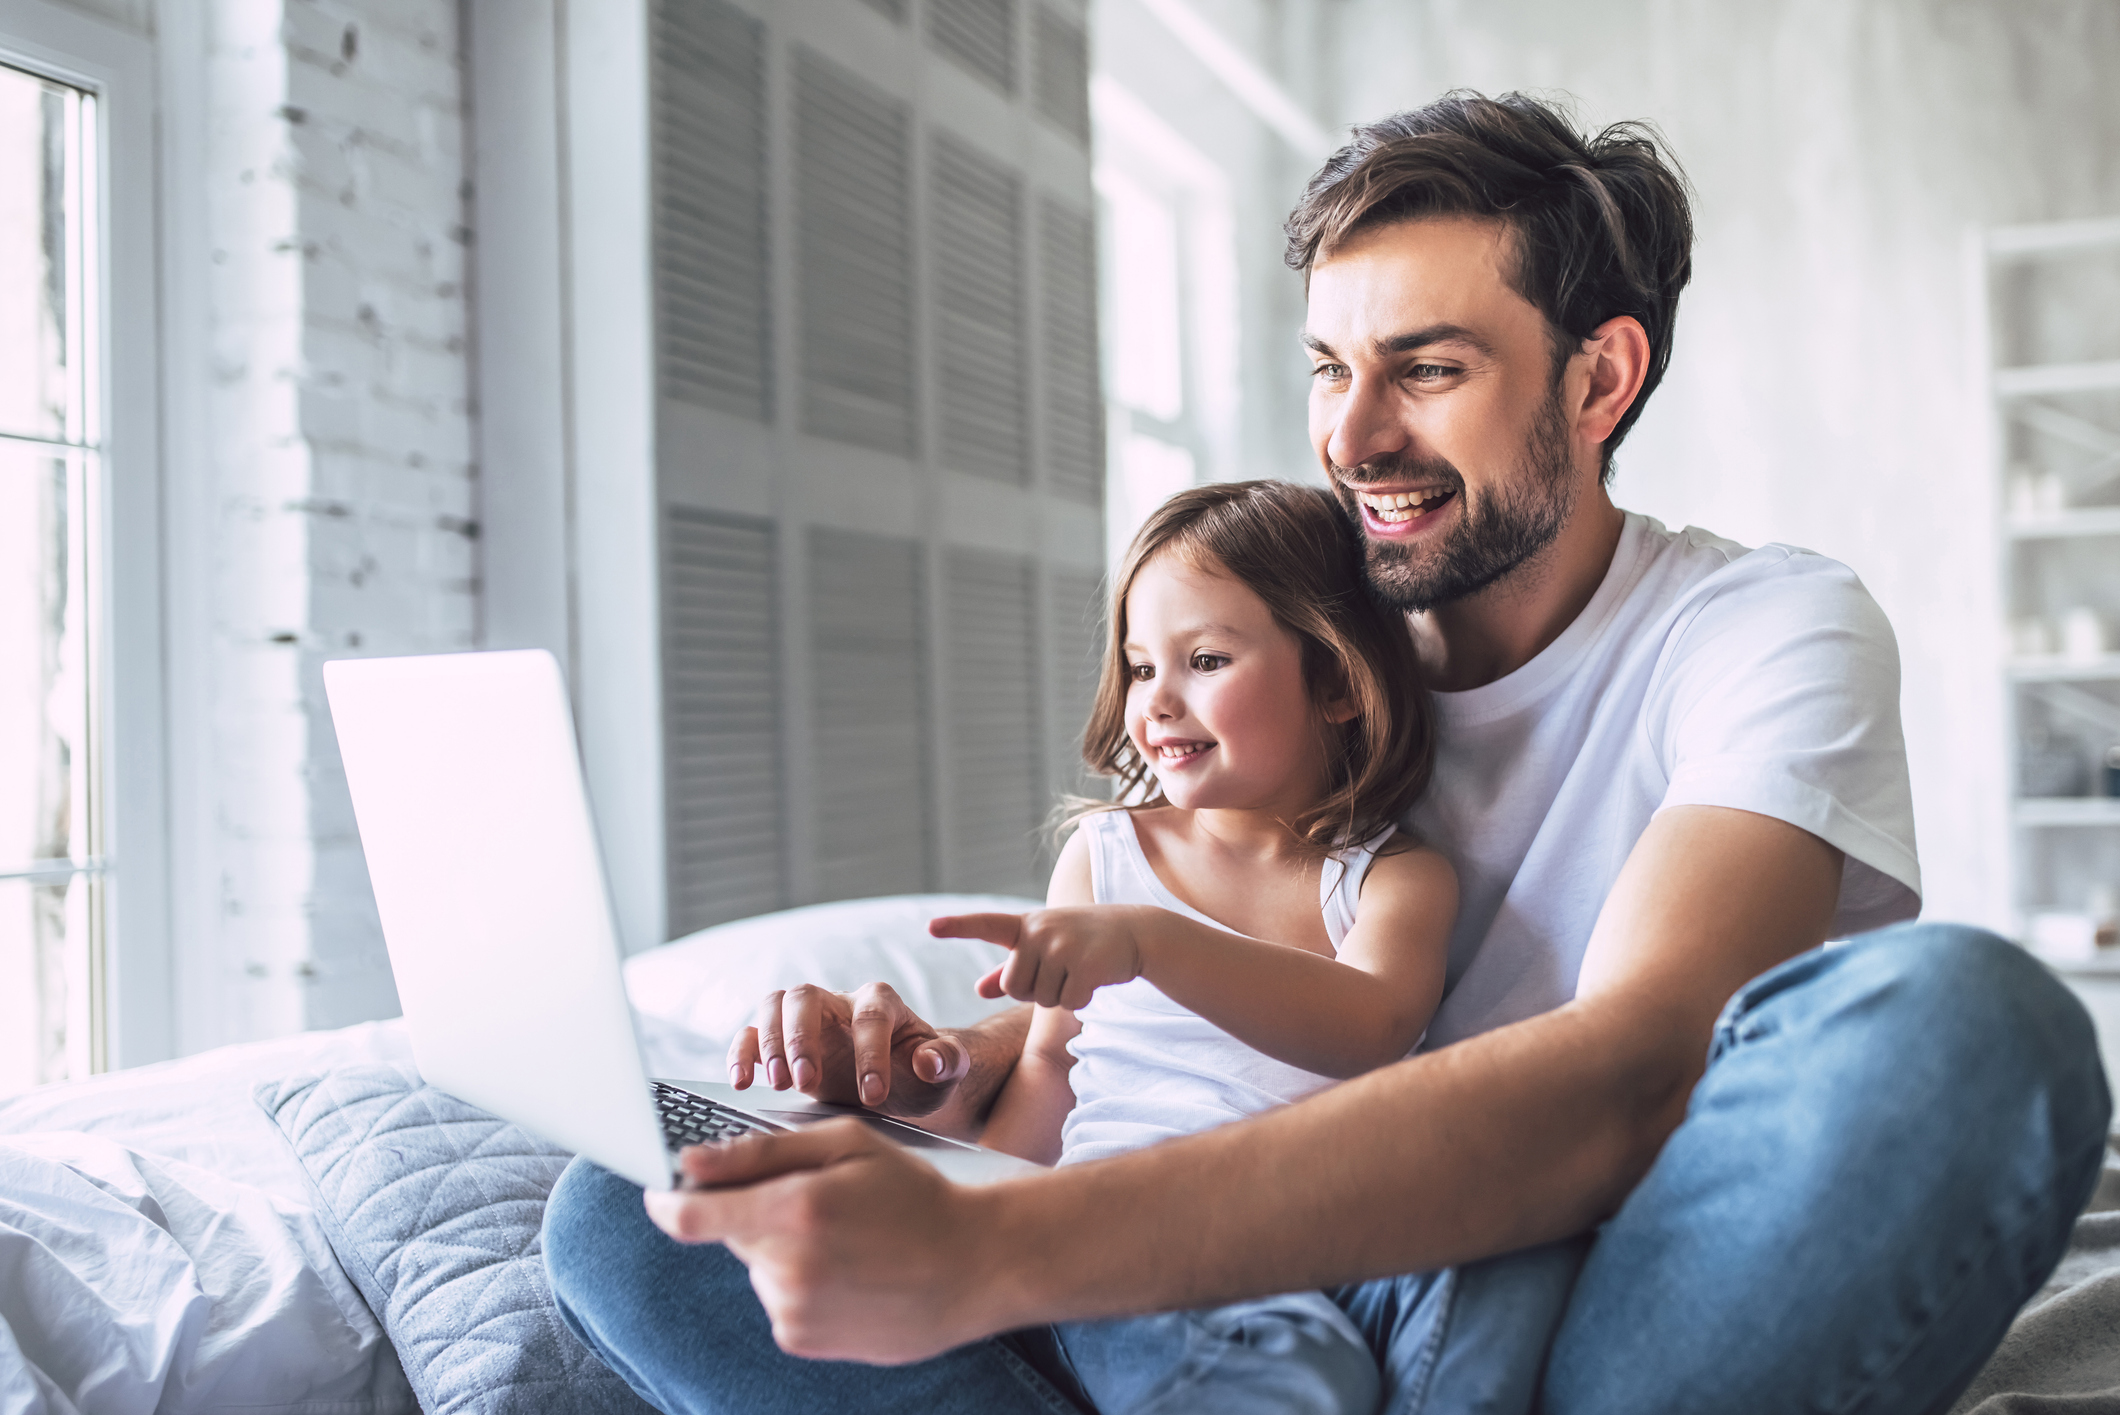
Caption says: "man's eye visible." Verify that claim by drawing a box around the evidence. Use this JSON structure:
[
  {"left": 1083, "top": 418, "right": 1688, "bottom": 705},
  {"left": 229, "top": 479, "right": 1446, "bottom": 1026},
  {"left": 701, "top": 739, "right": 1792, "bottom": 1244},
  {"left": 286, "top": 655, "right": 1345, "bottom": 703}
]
[
  {"left": 1128, "top": 663, "right": 1154, "bottom": 682},
  {"left": 1310, "top": 363, "right": 1348, "bottom": 382},
  {"left": 1408, "top": 363, "right": 1456, "bottom": 382},
  {"left": 1191, "top": 653, "right": 1229, "bottom": 672}
]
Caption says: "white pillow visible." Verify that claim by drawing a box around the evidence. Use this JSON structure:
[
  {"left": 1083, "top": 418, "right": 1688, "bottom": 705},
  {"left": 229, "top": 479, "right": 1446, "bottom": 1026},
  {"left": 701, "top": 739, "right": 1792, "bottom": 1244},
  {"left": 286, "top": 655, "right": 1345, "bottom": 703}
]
[{"left": 622, "top": 893, "right": 1039, "bottom": 1079}]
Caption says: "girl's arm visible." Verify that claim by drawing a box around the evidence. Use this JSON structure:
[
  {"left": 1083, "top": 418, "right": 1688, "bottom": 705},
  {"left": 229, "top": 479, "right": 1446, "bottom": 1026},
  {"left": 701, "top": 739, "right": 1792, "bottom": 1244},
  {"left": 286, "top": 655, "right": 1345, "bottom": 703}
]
[
  {"left": 935, "top": 846, "right": 1457, "bottom": 1079},
  {"left": 974, "top": 831, "right": 1092, "bottom": 1164},
  {"left": 977, "top": 1005, "right": 1082, "bottom": 1164}
]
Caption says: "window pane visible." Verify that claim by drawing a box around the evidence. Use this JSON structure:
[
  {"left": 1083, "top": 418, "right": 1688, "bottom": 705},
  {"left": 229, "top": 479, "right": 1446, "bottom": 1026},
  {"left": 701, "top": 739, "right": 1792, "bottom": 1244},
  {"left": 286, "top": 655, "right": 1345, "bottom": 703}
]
[
  {"left": 1097, "top": 166, "right": 1184, "bottom": 422},
  {"left": 0, "top": 437, "right": 94, "bottom": 1095},
  {"left": 1115, "top": 432, "right": 1195, "bottom": 542},
  {"left": 0, "top": 871, "right": 93, "bottom": 1097},
  {"left": 0, "top": 439, "right": 85, "bottom": 867},
  {"left": 0, "top": 62, "right": 81, "bottom": 444}
]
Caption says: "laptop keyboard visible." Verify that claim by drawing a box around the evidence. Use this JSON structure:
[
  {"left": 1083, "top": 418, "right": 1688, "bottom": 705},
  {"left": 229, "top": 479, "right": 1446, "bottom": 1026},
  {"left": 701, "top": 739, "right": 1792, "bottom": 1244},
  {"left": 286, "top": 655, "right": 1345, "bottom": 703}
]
[{"left": 653, "top": 1082, "right": 774, "bottom": 1148}]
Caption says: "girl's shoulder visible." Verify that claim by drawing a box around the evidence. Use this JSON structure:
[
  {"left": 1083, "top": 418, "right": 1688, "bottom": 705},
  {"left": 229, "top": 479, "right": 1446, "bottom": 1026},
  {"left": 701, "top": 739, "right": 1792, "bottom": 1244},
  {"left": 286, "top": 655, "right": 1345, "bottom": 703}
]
[
  {"left": 1356, "top": 836, "right": 1457, "bottom": 905},
  {"left": 1113, "top": 803, "right": 1184, "bottom": 848}
]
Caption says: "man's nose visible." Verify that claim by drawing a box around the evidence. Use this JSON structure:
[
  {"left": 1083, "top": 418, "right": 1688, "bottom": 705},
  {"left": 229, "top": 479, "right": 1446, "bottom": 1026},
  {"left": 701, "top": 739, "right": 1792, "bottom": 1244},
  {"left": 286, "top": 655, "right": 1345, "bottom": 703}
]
[{"left": 1323, "top": 373, "right": 1410, "bottom": 474}]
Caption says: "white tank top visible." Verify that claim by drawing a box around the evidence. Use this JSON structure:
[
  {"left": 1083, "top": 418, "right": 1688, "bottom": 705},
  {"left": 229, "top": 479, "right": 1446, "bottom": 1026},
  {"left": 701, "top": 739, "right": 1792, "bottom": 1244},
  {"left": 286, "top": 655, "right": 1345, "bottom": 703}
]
[{"left": 1058, "top": 809, "right": 1397, "bottom": 1167}]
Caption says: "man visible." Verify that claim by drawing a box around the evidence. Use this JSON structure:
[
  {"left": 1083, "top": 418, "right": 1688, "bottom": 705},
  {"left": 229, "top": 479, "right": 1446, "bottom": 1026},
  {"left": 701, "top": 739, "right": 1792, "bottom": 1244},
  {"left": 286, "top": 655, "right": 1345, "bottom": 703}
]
[{"left": 543, "top": 93, "right": 2110, "bottom": 1413}]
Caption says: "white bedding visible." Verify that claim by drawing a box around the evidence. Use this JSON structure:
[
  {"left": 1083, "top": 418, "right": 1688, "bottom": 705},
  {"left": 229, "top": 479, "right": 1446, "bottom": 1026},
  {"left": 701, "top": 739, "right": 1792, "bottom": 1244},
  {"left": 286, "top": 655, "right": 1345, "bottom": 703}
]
[{"left": 0, "top": 894, "right": 1021, "bottom": 1415}]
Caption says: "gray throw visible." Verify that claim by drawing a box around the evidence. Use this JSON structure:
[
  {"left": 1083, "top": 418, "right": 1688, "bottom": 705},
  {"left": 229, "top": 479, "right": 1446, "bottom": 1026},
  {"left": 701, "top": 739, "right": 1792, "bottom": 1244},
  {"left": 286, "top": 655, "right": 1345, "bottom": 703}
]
[{"left": 258, "top": 1065, "right": 657, "bottom": 1415}]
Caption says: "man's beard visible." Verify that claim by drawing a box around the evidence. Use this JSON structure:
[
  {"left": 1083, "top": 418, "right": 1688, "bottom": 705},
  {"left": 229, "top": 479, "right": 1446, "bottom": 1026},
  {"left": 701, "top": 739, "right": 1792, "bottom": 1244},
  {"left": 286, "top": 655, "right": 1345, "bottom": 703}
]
[{"left": 1331, "top": 389, "right": 1579, "bottom": 615}]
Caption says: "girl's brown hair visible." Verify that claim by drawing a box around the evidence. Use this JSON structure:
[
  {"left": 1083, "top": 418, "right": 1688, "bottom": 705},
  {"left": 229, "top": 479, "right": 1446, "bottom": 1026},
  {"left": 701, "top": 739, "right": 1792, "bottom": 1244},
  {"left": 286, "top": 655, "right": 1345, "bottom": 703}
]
[{"left": 1077, "top": 479, "right": 1434, "bottom": 854}]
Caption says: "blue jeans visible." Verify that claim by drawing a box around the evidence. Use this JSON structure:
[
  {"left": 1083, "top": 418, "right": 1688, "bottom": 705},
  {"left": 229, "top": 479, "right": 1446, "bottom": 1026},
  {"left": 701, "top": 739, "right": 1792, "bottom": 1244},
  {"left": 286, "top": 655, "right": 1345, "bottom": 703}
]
[{"left": 543, "top": 924, "right": 2112, "bottom": 1414}]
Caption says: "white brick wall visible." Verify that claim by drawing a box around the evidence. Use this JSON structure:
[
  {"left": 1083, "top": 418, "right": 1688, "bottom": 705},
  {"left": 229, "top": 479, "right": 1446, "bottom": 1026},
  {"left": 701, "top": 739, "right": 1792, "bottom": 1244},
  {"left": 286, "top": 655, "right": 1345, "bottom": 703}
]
[{"left": 195, "top": 0, "right": 475, "bottom": 1044}]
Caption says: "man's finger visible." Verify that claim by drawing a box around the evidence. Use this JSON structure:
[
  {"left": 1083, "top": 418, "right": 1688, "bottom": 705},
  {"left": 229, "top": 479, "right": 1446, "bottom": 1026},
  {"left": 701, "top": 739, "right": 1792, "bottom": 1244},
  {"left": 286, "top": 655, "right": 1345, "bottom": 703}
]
[
  {"left": 688, "top": 1117, "right": 884, "bottom": 1182},
  {"left": 927, "top": 913, "right": 1023, "bottom": 946},
  {"left": 849, "top": 983, "right": 907, "bottom": 1108},
  {"left": 727, "top": 1026, "right": 761, "bottom": 1089},
  {"left": 781, "top": 985, "right": 828, "bottom": 1093},
  {"left": 646, "top": 1161, "right": 820, "bottom": 1245},
  {"left": 756, "top": 990, "right": 790, "bottom": 1090},
  {"left": 912, "top": 1034, "right": 970, "bottom": 1085}
]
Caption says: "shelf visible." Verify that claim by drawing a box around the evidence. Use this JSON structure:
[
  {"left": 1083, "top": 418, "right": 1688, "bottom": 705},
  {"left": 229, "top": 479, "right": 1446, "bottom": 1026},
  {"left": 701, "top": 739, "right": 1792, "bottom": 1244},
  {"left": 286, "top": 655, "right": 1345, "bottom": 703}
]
[
  {"left": 2008, "top": 508, "right": 2120, "bottom": 540},
  {"left": 2011, "top": 655, "right": 2120, "bottom": 683},
  {"left": 2015, "top": 798, "right": 2120, "bottom": 827},
  {"left": 1988, "top": 216, "right": 2120, "bottom": 256},
  {"left": 1995, "top": 361, "right": 2120, "bottom": 399},
  {"left": 2039, "top": 953, "right": 2120, "bottom": 979}
]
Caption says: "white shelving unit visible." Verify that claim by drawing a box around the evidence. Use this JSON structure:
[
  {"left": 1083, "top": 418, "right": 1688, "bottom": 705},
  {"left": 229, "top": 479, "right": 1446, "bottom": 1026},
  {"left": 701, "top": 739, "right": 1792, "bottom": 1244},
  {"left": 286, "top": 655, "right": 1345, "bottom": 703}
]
[{"left": 1980, "top": 215, "right": 2120, "bottom": 985}]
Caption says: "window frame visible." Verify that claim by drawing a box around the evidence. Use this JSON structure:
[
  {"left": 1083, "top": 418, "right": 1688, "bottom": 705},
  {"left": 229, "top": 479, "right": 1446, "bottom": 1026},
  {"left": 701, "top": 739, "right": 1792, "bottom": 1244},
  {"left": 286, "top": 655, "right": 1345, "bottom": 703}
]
[{"left": 0, "top": 0, "right": 171, "bottom": 1073}]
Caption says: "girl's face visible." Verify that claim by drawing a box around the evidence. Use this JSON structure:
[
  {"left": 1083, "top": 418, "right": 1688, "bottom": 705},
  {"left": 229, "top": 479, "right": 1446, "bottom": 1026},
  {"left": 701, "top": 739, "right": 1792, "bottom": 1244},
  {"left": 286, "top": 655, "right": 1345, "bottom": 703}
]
[{"left": 1122, "top": 550, "right": 1338, "bottom": 814}]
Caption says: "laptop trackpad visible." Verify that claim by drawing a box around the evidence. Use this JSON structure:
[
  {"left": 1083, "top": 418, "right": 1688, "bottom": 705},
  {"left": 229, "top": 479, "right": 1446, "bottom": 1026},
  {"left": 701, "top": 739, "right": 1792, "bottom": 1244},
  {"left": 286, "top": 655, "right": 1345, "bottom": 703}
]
[{"left": 750, "top": 1110, "right": 962, "bottom": 1151}]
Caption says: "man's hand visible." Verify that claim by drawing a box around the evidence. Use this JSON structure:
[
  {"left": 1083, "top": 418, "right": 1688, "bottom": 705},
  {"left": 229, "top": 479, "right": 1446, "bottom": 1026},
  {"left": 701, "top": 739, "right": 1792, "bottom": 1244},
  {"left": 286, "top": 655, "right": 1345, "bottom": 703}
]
[
  {"left": 645, "top": 1124, "right": 1013, "bottom": 1364},
  {"left": 931, "top": 908, "right": 1146, "bottom": 1008},
  {"left": 727, "top": 982, "right": 970, "bottom": 1116}
]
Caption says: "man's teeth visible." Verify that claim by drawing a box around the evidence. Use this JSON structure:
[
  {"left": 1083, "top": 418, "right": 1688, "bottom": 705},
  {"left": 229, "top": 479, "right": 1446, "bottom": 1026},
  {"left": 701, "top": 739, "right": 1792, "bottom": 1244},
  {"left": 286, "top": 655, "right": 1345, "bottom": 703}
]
[{"left": 1357, "top": 489, "right": 1450, "bottom": 524}]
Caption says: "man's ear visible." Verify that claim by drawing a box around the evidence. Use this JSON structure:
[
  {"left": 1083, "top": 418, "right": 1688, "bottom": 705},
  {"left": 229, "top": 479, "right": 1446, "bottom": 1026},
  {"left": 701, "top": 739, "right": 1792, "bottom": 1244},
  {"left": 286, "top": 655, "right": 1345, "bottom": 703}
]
[{"left": 1573, "top": 314, "right": 1652, "bottom": 448}]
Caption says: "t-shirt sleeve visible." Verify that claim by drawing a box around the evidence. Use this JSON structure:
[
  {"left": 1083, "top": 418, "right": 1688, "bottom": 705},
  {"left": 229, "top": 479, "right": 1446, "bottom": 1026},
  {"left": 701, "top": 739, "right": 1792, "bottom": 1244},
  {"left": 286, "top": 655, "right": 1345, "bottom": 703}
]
[{"left": 1649, "top": 548, "right": 1921, "bottom": 937}]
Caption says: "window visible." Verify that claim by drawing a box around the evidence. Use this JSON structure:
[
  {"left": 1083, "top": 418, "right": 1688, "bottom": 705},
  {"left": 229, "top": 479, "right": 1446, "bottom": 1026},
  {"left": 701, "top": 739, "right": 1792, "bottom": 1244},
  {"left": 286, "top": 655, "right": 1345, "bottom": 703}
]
[
  {"left": 1, "top": 0, "right": 163, "bottom": 1087},
  {"left": 1092, "top": 77, "right": 1240, "bottom": 563},
  {"left": 0, "top": 59, "right": 101, "bottom": 1094}
]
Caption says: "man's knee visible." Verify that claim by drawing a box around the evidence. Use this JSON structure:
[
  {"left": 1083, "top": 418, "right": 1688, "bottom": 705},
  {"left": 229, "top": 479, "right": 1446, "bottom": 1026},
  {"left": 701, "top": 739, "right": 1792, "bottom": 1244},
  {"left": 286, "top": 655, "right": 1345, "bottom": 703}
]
[
  {"left": 543, "top": 1156, "right": 657, "bottom": 1333},
  {"left": 1732, "top": 922, "right": 2111, "bottom": 1200}
]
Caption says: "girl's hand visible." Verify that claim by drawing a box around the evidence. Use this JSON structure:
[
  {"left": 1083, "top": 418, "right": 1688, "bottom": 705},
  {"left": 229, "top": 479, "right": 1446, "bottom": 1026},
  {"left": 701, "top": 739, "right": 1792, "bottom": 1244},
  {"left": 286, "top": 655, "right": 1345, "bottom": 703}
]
[{"left": 929, "top": 907, "right": 1148, "bottom": 1009}]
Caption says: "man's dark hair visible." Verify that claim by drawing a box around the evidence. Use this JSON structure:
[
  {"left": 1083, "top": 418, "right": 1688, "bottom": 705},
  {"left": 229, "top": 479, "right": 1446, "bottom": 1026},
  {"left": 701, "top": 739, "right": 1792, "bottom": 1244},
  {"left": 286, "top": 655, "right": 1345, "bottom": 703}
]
[{"left": 1285, "top": 92, "right": 1694, "bottom": 478}]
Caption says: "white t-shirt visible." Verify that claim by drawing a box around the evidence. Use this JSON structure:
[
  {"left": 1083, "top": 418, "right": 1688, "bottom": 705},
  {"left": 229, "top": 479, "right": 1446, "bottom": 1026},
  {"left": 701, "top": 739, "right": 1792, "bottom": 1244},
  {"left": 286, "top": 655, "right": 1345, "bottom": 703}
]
[{"left": 1414, "top": 511, "right": 1921, "bottom": 1050}]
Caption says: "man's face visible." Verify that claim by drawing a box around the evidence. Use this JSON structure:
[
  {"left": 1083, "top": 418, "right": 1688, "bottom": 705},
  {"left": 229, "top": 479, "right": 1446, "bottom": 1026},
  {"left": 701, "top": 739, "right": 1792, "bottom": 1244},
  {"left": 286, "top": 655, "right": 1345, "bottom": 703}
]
[{"left": 1304, "top": 215, "right": 1583, "bottom": 614}]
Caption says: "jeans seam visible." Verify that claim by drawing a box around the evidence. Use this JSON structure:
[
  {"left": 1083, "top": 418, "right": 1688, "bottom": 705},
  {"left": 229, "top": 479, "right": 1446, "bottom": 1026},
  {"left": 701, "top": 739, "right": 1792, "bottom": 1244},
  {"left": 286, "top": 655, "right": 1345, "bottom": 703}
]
[
  {"left": 992, "top": 1333, "right": 1094, "bottom": 1415},
  {"left": 1830, "top": 1130, "right": 2109, "bottom": 1415},
  {"left": 1385, "top": 1269, "right": 1455, "bottom": 1415}
]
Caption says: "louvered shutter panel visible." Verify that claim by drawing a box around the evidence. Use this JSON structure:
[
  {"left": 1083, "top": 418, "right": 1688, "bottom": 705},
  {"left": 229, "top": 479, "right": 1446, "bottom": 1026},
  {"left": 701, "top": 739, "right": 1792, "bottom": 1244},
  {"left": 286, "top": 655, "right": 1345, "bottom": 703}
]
[
  {"left": 796, "top": 51, "right": 918, "bottom": 456},
  {"left": 809, "top": 528, "right": 933, "bottom": 898},
  {"left": 643, "top": 0, "right": 1101, "bottom": 932},
  {"left": 934, "top": 135, "right": 1028, "bottom": 485},
  {"left": 1041, "top": 197, "right": 1103, "bottom": 505},
  {"left": 928, "top": 0, "right": 1016, "bottom": 94},
  {"left": 665, "top": 510, "right": 786, "bottom": 932},
  {"left": 653, "top": 0, "right": 770, "bottom": 421},
  {"left": 1032, "top": 5, "right": 1089, "bottom": 143},
  {"left": 946, "top": 549, "right": 1043, "bottom": 894},
  {"left": 1049, "top": 566, "right": 1106, "bottom": 798}
]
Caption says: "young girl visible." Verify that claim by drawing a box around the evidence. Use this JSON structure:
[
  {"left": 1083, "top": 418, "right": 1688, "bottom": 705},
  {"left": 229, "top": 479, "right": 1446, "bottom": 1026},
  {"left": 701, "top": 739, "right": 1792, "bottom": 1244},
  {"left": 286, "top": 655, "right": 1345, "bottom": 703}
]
[{"left": 929, "top": 479, "right": 1459, "bottom": 1415}]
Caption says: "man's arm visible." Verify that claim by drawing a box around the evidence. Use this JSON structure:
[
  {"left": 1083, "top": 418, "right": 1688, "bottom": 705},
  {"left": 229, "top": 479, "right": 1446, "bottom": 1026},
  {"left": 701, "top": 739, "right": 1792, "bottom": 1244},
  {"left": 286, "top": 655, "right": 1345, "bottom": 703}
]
[{"left": 659, "top": 805, "right": 1843, "bottom": 1362}]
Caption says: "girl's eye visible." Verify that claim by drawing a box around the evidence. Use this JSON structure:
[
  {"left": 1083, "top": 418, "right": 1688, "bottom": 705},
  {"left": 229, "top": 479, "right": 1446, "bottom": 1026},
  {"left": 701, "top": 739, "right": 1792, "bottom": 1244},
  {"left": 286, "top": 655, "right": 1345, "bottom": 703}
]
[
  {"left": 1128, "top": 663, "right": 1154, "bottom": 682},
  {"left": 1191, "top": 653, "right": 1229, "bottom": 673}
]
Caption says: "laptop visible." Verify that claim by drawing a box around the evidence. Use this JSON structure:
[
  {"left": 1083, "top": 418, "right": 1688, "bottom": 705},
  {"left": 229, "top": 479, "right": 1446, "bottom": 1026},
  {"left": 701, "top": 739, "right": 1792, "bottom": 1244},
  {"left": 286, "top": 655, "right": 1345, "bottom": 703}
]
[{"left": 323, "top": 648, "right": 1037, "bottom": 1191}]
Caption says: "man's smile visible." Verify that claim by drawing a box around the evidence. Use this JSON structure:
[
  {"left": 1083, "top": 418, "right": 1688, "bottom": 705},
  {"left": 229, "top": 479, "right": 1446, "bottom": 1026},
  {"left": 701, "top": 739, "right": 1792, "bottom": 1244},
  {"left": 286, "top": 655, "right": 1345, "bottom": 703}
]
[{"left": 1351, "top": 484, "right": 1459, "bottom": 533}]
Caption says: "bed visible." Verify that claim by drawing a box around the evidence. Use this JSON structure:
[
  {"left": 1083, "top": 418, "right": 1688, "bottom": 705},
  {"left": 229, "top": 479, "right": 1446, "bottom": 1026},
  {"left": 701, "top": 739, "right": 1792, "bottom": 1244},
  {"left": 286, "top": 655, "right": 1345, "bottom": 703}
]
[{"left": 1, "top": 895, "right": 2114, "bottom": 1415}]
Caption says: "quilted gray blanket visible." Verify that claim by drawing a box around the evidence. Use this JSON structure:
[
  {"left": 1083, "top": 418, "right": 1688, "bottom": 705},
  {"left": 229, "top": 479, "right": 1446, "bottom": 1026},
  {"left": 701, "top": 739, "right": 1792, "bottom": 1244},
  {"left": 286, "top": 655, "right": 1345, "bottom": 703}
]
[
  {"left": 258, "top": 1064, "right": 655, "bottom": 1415},
  {"left": 1952, "top": 1147, "right": 2120, "bottom": 1412}
]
